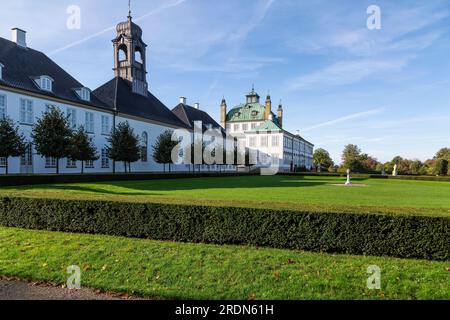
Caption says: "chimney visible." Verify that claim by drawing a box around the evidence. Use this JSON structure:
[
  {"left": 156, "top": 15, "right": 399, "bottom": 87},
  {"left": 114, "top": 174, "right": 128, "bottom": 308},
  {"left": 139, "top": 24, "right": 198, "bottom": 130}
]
[
  {"left": 12, "top": 28, "right": 27, "bottom": 48},
  {"left": 194, "top": 103, "right": 200, "bottom": 109},
  {"left": 179, "top": 97, "right": 186, "bottom": 105},
  {"left": 296, "top": 130, "right": 300, "bottom": 136}
]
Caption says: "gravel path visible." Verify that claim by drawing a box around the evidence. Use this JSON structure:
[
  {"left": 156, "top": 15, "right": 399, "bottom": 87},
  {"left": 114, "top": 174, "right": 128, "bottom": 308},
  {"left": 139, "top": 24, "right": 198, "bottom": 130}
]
[{"left": 0, "top": 279, "right": 134, "bottom": 300}]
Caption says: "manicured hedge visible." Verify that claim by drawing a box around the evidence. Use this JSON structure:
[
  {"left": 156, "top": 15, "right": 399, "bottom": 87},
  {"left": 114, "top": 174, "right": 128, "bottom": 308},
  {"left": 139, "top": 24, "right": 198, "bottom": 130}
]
[{"left": 0, "top": 197, "right": 448, "bottom": 261}]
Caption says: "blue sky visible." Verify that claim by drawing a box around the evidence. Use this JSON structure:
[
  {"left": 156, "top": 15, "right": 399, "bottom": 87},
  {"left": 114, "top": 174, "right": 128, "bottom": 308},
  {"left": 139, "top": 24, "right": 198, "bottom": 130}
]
[{"left": 1, "top": 0, "right": 450, "bottom": 163}]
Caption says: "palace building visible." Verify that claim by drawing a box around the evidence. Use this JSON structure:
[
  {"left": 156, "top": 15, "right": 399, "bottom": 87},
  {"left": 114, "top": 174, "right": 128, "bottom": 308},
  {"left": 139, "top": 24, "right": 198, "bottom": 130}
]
[
  {"left": 221, "top": 88, "right": 314, "bottom": 171},
  {"left": 0, "top": 12, "right": 313, "bottom": 174}
]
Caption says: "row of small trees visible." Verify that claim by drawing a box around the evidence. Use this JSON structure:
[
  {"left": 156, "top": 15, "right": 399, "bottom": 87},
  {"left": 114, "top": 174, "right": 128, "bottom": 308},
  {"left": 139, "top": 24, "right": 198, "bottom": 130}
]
[
  {"left": 313, "top": 144, "right": 450, "bottom": 176},
  {"left": 0, "top": 108, "right": 179, "bottom": 174}
]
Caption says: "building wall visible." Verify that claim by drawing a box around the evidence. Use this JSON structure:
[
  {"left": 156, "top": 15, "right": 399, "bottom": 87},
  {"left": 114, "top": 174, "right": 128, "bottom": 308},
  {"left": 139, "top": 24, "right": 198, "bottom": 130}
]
[
  {"left": 0, "top": 88, "right": 196, "bottom": 174},
  {"left": 226, "top": 119, "right": 314, "bottom": 171}
]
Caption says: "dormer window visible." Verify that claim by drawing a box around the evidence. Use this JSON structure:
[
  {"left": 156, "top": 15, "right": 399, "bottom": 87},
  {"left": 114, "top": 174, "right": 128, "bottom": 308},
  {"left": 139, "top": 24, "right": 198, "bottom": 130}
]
[
  {"left": 0, "top": 63, "right": 3, "bottom": 80},
  {"left": 75, "top": 87, "right": 91, "bottom": 102},
  {"left": 38, "top": 76, "right": 53, "bottom": 92}
]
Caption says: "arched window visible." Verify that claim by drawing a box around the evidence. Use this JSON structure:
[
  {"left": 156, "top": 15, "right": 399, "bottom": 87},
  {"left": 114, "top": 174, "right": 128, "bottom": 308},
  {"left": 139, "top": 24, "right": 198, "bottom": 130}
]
[
  {"left": 135, "top": 47, "right": 143, "bottom": 64},
  {"left": 118, "top": 45, "right": 128, "bottom": 61},
  {"left": 141, "top": 131, "right": 148, "bottom": 162}
]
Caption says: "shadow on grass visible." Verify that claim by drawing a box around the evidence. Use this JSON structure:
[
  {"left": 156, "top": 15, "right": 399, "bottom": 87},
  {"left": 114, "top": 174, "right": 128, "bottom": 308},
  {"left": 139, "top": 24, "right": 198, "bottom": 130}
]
[{"left": 8, "top": 176, "right": 370, "bottom": 197}]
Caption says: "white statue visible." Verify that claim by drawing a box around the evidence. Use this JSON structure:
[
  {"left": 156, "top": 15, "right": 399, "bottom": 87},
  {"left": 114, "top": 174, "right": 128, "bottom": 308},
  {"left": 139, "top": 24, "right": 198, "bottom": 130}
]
[
  {"left": 392, "top": 164, "right": 398, "bottom": 177},
  {"left": 381, "top": 166, "right": 386, "bottom": 176},
  {"left": 345, "top": 169, "right": 352, "bottom": 186}
]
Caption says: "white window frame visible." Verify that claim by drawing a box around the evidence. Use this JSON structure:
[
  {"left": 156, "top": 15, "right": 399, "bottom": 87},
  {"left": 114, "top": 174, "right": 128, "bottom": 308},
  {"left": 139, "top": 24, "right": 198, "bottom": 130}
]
[
  {"left": 272, "top": 136, "right": 279, "bottom": 147},
  {"left": 19, "top": 99, "right": 33, "bottom": 125},
  {"left": 249, "top": 136, "right": 257, "bottom": 148},
  {"left": 0, "top": 157, "right": 6, "bottom": 167},
  {"left": 67, "top": 108, "right": 77, "bottom": 129},
  {"left": 233, "top": 124, "right": 240, "bottom": 132},
  {"left": 45, "top": 104, "right": 58, "bottom": 113},
  {"left": 40, "top": 76, "right": 53, "bottom": 92},
  {"left": 85, "top": 160, "right": 95, "bottom": 168},
  {"left": 66, "top": 158, "right": 77, "bottom": 168},
  {"left": 80, "top": 88, "right": 90, "bottom": 101},
  {"left": 85, "top": 112, "right": 94, "bottom": 133},
  {"left": 45, "top": 157, "right": 57, "bottom": 168},
  {"left": 242, "top": 124, "right": 248, "bottom": 131},
  {"left": 101, "top": 115, "right": 110, "bottom": 135},
  {"left": 260, "top": 136, "right": 268, "bottom": 147},
  {"left": 101, "top": 148, "right": 110, "bottom": 168},
  {"left": 0, "top": 94, "right": 6, "bottom": 119}
]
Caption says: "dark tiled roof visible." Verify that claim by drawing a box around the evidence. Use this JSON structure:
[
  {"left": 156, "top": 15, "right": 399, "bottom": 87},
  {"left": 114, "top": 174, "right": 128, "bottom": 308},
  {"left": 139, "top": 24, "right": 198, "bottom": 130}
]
[
  {"left": 0, "top": 37, "right": 108, "bottom": 110},
  {"left": 93, "top": 77, "right": 189, "bottom": 128},
  {"left": 172, "top": 103, "right": 221, "bottom": 130},
  {"left": 0, "top": 37, "right": 191, "bottom": 129}
]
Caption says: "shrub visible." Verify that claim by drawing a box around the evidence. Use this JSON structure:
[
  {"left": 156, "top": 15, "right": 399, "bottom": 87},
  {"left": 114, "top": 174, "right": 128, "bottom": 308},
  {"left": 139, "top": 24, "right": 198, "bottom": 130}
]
[
  {"left": 0, "top": 197, "right": 448, "bottom": 261},
  {"left": 437, "top": 159, "right": 449, "bottom": 176}
]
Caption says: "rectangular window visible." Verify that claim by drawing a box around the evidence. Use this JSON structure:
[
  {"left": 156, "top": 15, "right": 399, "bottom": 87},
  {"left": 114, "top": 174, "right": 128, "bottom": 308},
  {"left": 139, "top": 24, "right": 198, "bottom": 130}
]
[
  {"left": 101, "top": 115, "right": 110, "bottom": 135},
  {"left": 101, "top": 149, "right": 110, "bottom": 168},
  {"left": 45, "top": 104, "right": 58, "bottom": 112},
  {"left": 260, "top": 136, "right": 268, "bottom": 147},
  {"left": 242, "top": 124, "right": 248, "bottom": 131},
  {"left": 0, "top": 95, "right": 6, "bottom": 119},
  {"left": 272, "top": 136, "right": 279, "bottom": 147},
  {"left": 20, "top": 144, "right": 33, "bottom": 166},
  {"left": 85, "top": 160, "right": 94, "bottom": 168},
  {"left": 85, "top": 112, "right": 94, "bottom": 133},
  {"left": 67, "top": 108, "right": 77, "bottom": 129},
  {"left": 234, "top": 124, "right": 240, "bottom": 132},
  {"left": 226, "top": 124, "right": 231, "bottom": 131},
  {"left": 249, "top": 136, "right": 257, "bottom": 147},
  {"left": 251, "top": 123, "right": 257, "bottom": 130},
  {"left": 41, "top": 77, "right": 52, "bottom": 92},
  {"left": 20, "top": 99, "right": 33, "bottom": 124},
  {"left": 0, "top": 157, "right": 6, "bottom": 167},
  {"left": 45, "top": 157, "right": 57, "bottom": 168},
  {"left": 66, "top": 159, "right": 77, "bottom": 168}
]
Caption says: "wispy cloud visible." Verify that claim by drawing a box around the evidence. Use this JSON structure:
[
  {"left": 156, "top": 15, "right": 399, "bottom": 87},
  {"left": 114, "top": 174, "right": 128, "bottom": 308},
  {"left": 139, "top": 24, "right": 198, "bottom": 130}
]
[
  {"left": 302, "top": 108, "right": 385, "bottom": 132},
  {"left": 288, "top": 58, "right": 409, "bottom": 91},
  {"left": 49, "top": 0, "right": 188, "bottom": 56},
  {"left": 201, "top": 0, "right": 277, "bottom": 101}
]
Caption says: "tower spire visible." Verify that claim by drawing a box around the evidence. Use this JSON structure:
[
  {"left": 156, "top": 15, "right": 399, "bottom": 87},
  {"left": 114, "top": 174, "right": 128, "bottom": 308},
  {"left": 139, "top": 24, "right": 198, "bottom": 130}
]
[{"left": 113, "top": 6, "right": 148, "bottom": 96}]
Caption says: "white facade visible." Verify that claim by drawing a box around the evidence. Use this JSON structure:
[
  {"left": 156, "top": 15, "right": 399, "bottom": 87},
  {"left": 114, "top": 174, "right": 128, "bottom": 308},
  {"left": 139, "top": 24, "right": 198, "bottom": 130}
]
[
  {"left": 0, "top": 87, "right": 189, "bottom": 174},
  {"left": 231, "top": 126, "right": 314, "bottom": 172},
  {"left": 222, "top": 89, "right": 314, "bottom": 172}
]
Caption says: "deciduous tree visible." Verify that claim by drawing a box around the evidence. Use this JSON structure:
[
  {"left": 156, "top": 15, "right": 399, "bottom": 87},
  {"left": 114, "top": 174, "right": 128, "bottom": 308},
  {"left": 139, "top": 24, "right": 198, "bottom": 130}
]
[
  {"left": 31, "top": 107, "right": 72, "bottom": 174},
  {"left": 106, "top": 121, "right": 140, "bottom": 173},
  {"left": 0, "top": 117, "right": 26, "bottom": 175},
  {"left": 69, "top": 126, "right": 99, "bottom": 174}
]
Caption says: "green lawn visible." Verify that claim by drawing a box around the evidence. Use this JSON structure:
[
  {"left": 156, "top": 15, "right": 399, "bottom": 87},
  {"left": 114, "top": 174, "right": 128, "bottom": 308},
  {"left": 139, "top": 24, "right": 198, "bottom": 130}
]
[
  {"left": 2, "top": 176, "right": 450, "bottom": 216},
  {"left": 0, "top": 227, "right": 448, "bottom": 300}
]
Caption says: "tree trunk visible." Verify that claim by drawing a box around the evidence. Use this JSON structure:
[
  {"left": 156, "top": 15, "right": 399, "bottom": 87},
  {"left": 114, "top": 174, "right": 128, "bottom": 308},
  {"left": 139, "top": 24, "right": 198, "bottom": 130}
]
[
  {"left": 56, "top": 158, "right": 59, "bottom": 174},
  {"left": 163, "top": 164, "right": 166, "bottom": 173},
  {"left": 124, "top": 162, "right": 127, "bottom": 173},
  {"left": 169, "top": 163, "right": 171, "bottom": 173},
  {"left": 5, "top": 157, "right": 8, "bottom": 175},
  {"left": 81, "top": 161, "right": 84, "bottom": 174}
]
